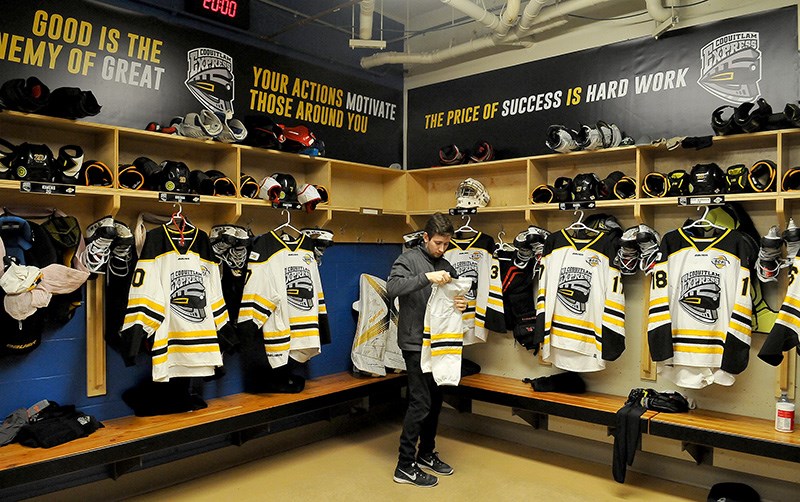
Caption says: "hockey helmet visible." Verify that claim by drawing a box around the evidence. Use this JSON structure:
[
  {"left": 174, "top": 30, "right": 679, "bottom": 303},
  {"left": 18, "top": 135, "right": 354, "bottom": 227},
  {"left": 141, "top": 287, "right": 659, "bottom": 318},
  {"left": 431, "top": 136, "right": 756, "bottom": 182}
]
[
  {"left": 455, "top": 178, "right": 490, "bottom": 208},
  {"left": 270, "top": 172, "right": 298, "bottom": 202}
]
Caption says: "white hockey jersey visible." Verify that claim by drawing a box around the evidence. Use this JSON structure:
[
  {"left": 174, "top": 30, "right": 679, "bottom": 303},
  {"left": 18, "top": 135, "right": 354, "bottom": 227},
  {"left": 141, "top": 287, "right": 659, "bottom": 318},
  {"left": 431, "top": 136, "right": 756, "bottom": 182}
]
[
  {"left": 444, "top": 233, "right": 505, "bottom": 345},
  {"left": 422, "top": 277, "right": 473, "bottom": 386},
  {"left": 238, "top": 231, "right": 330, "bottom": 368},
  {"left": 121, "top": 225, "right": 229, "bottom": 382},
  {"left": 648, "top": 228, "right": 753, "bottom": 388},
  {"left": 351, "top": 274, "right": 405, "bottom": 376},
  {"left": 535, "top": 230, "right": 625, "bottom": 372}
]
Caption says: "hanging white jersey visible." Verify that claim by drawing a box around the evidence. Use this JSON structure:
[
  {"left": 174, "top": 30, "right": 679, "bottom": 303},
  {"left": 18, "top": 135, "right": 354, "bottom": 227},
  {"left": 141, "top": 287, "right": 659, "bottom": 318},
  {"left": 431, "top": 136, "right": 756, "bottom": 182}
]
[
  {"left": 535, "top": 230, "right": 625, "bottom": 372},
  {"left": 648, "top": 228, "right": 753, "bottom": 388},
  {"left": 351, "top": 274, "right": 405, "bottom": 376},
  {"left": 444, "top": 233, "right": 505, "bottom": 345},
  {"left": 238, "top": 231, "right": 330, "bottom": 368},
  {"left": 759, "top": 255, "right": 800, "bottom": 365},
  {"left": 121, "top": 225, "right": 229, "bottom": 382},
  {"left": 422, "top": 277, "right": 473, "bottom": 386}
]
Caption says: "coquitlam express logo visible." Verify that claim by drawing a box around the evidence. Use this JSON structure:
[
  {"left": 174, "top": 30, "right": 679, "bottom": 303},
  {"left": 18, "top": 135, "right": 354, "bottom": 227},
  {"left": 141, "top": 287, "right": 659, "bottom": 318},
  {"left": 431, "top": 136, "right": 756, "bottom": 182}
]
[{"left": 697, "top": 32, "right": 762, "bottom": 104}]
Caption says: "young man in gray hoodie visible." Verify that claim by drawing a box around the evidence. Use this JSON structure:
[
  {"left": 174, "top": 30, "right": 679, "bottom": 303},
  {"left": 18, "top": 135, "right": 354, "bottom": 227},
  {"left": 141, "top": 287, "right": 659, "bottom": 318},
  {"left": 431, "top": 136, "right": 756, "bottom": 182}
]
[{"left": 387, "top": 212, "right": 467, "bottom": 488}]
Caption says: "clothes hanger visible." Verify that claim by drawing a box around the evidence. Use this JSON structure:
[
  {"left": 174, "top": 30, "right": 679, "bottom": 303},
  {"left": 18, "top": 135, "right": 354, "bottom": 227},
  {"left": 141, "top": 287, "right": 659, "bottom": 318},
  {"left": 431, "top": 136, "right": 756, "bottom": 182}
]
[
  {"left": 682, "top": 205, "right": 725, "bottom": 235},
  {"left": 169, "top": 203, "right": 195, "bottom": 246},
  {"left": 494, "top": 229, "right": 516, "bottom": 260},
  {"left": 274, "top": 210, "right": 301, "bottom": 240},
  {"left": 565, "top": 210, "right": 599, "bottom": 237},
  {"left": 455, "top": 214, "right": 477, "bottom": 237}
]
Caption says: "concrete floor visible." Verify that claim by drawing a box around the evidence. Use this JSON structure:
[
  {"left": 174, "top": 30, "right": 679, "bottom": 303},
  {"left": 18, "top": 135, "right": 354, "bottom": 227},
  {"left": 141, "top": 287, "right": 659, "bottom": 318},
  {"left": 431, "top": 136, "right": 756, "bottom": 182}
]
[{"left": 118, "top": 420, "right": 708, "bottom": 502}]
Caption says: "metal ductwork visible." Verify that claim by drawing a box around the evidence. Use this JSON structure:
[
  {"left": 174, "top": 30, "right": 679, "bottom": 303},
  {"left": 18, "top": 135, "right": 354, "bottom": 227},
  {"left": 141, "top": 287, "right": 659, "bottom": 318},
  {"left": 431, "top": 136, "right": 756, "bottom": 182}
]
[{"left": 359, "top": 0, "right": 375, "bottom": 39}]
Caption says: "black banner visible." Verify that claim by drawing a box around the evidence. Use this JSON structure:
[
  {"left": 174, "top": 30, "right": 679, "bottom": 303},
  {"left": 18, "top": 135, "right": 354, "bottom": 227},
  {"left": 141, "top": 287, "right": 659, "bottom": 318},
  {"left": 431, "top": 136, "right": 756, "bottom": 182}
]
[
  {"left": 408, "top": 7, "right": 798, "bottom": 168},
  {"left": 0, "top": 0, "right": 402, "bottom": 166}
]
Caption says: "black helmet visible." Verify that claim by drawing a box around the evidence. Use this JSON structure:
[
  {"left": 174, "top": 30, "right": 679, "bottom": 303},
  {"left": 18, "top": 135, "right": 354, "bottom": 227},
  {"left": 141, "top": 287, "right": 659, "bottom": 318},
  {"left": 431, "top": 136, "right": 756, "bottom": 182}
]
[
  {"left": 271, "top": 172, "right": 298, "bottom": 202},
  {"left": 572, "top": 173, "right": 600, "bottom": 201}
]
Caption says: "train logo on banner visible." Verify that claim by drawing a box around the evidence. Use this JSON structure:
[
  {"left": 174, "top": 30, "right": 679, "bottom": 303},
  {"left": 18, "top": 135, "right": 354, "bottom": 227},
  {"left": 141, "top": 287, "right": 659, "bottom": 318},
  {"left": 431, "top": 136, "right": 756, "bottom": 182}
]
[
  {"left": 697, "top": 32, "right": 762, "bottom": 104},
  {"left": 185, "top": 48, "right": 235, "bottom": 118}
]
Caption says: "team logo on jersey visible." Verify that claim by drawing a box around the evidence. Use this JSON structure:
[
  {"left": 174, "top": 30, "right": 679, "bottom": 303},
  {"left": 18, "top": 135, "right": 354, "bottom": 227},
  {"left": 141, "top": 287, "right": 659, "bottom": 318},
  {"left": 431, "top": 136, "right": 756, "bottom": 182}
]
[
  {"left": 185, "top": 48, "right": 235, "bottom": 119},
  {"left": 286, "top": 266, "right": 314, "bottom": 310},
  {"left": 470, "top": 251, "right": 483, "bottom": 262},
  {"left": 697, "top": 32, "right": 761, "bottom": 104},
  {"left": 585, "top": 255, "right": 600, "bottom": 267},
  {"left": 302, "top": 254, "right": 314, "bottom": 266},
  {"left": 454, "top": 260, "right": 479, "bottom": 300},
  {"left": 679, "top": 270, "right": 721, "bottom": 323},
  {"left": 711, "top": 255, "right": 730, "bottom": 269},
  {"left": 557, "top": 267, "right": 592, "bottom": 315},
  {"left": 170, "top": 270, "right": 207, "bottom": 322}
]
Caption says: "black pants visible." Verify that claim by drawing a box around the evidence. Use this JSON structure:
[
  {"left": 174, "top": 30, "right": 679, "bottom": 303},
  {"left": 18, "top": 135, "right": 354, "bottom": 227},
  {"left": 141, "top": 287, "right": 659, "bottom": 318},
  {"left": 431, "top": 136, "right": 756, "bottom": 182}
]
[{"left": 398, "top": 350, "right": 443, "bottom": 467}]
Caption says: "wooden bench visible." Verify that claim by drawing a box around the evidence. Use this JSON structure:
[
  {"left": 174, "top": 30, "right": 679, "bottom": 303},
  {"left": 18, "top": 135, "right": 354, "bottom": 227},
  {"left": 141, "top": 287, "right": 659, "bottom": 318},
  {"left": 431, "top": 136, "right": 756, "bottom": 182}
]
[
  {"left": 649, "top": 408, "right": 800, "bottom": 464},
  {"left": 0, "top": 372, "right": 406, "bottom": 493},
  {"left": 444, "top": 373, "right": 800, "bottom": 466},
  {"left": 443, "top": 373, "right": 657, "bottom": 430}
]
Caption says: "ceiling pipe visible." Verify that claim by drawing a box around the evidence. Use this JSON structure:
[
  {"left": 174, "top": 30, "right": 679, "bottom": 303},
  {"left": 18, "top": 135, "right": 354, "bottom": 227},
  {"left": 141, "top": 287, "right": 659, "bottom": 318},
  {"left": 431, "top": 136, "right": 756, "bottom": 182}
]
[
  {"left": 514, "top": 0, "right": 616, "bottom": 39},
  {"left": 644, "top": 0, "right": 672, "bottom": 23},
  {"left": 441, "top": 0, "right": 522, "bottom": 36},
  {"left": 359, "top": 0, "right": 375, "bottom": 39},
  {"left": 361, "top": 0, "right": 616, "bottom": 69},
  {"left": 516, "top": 0, "right": 548, "bottom": 34},
  {"left": 360, "top": 19, "right": 566, "bottom": 68}
]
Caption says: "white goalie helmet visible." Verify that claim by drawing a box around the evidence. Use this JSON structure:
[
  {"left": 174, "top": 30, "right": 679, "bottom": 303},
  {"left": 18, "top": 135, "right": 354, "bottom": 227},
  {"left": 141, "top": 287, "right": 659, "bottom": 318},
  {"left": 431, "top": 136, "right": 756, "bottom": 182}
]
[{"left": 455, "top": 177, "right": 490, "bottom": 209}]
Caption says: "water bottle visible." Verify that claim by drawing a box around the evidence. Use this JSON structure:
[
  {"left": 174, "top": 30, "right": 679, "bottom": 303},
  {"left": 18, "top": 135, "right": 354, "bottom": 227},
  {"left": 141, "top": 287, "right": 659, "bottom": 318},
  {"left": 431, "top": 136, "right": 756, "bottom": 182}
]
[{"left": 775, "top": 392, "right": 795, "bottom": 433}]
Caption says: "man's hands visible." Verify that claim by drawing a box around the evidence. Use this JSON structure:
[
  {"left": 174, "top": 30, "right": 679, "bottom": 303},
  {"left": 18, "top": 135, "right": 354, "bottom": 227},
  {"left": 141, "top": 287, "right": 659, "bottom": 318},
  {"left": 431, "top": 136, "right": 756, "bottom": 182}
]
[
  {"left": 426, "top": 270, "right": 452, "bottom": 285},
  {"left": 454, "top": 295, "right": 467, "bottom": 312}
]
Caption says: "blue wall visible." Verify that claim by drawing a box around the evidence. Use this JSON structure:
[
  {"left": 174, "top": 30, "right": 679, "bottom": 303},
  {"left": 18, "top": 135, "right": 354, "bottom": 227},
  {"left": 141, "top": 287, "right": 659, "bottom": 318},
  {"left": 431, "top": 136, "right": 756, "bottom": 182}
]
[{"left": 0, "top": 243, "right": 401, "bottom": 421}]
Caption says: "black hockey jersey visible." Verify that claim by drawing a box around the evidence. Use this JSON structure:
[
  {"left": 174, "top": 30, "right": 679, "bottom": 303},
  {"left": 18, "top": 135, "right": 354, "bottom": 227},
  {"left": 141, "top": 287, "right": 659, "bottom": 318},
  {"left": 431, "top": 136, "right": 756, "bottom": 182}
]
[
  {"left": 758, "top": 255, "right": 800, "bottom": 365},
  {"left": 120, "top": 225, "right": 232, "bottom": 382},
  {"left": 535, "top": 230, "right": 625, "bottom": 372},
  {"left": 444, "top": 233, "right": 505, "bottom": 345},
  {"left": 238, "top": 231, "right": 330, "bottom": 368},
  {"left": 648, "top": 228, "right": 753, "bottom": 388}
]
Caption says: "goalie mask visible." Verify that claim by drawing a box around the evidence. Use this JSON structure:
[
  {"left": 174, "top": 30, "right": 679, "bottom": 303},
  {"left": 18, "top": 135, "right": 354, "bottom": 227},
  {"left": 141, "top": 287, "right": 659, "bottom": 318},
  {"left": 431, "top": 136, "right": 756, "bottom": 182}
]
[{"left": 455, "top": 178, "right": 490, "bottom": 208}]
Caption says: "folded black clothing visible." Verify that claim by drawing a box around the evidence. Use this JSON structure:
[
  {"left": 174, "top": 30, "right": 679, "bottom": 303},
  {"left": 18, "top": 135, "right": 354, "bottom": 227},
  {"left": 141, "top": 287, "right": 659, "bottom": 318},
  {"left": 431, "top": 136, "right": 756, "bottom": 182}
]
[
  {"left": 41, "top": 87, "right": 101, "bottom": 119},
  {"left": 122, "top": 378, "right": 208, "bottom": 416},
  {"left": 15, "top": 402, "right": 102, "bottom": 448},
  {"left": 524, "top": 372, "right": 586, "bottom": 393},
  {"left": 681, "top": 135, "right": 713, "bottom": 150},
  {"left": 461, "top": 358, "right": 481, "bottom": 377}
]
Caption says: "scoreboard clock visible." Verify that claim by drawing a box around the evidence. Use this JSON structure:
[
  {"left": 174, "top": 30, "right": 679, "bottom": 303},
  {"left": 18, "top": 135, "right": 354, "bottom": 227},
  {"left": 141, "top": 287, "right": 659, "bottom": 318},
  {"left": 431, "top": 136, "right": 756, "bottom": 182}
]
[{"left": 184, "top": 0, "right": 250, "bottom": 29}]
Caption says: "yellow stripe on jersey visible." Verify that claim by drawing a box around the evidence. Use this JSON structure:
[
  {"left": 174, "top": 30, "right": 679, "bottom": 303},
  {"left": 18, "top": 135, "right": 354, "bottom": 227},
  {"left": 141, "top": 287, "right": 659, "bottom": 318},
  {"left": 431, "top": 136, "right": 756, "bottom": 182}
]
[
  {"left": 290, "top": 315, "right": 318, "bottom": 323},
  {"left": 550, "top": 326, "right": 602, "bottom": 349},
  {"left": 649, "top": 296, "right": 668, "bottom": 308},
  {"left": 430, "top": 333, "right": 464, "bottom": 340},
  {"left": 211, "top": 298, "right": 226, "bottom": 310},
  {"left": 291, "top": 329, "right": 320, "bottom": 338},
  {"left": 238, "top": 307, "right": 267, "bottom": 324},
  {"left": 784, "top": 295, "right": 800, "bottom": 309},
  {"left": 241, "top": 293, "right": 277, "bottom": 311},
  {"left": 265, "top": 343, "right": 291, "bottom": 353},
  {"left": 488, "top": 297, "right": 503, "bottom": 307},
  {"left": 123, "top": 313, "right": 161, "bottom": 331},
  {"left": 606, "top": 299, "right": 624, "bottom": 311},
  {"left": 489, "top": 285, "right": 502, "bottom": 294},
  {"left": 127, "top": 297, "right": 166, "bottom": 314},
  {"left": 674, "top": 344, "right": 724, "bottom": 355},
  {"left": 552, "top": 314, "right": 601, "bottom": 335},
  {"left": 431, "top": 348, "right": 463, "bottom": 357},
  {"left": 602, "top": 314, "right": 625, "bottom": 327},
  {"left": 733, "top": 303, "right": 752, "bottom": 317},
  {"left": 649, "top": 313, "right": 670, "bottom": 324},
  {"left": 672, "top": 329, "right": 725, "bottom": 338}
]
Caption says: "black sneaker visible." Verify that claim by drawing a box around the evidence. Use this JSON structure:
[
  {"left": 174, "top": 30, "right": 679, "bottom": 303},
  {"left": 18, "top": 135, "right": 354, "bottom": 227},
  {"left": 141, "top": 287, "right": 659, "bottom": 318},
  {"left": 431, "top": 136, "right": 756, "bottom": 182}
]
[
  {"left": 417, "top": 451, "right": 454, "bottom": 476},
  {"left": 393, "top": 462, "right": 438, "bottom": 487}
]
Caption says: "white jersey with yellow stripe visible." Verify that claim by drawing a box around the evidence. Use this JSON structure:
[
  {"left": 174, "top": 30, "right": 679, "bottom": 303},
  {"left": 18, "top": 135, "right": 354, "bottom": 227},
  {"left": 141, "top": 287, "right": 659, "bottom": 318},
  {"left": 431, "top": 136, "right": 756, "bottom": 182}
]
[
  {"left": 444, "top": 232, "right": 505, "bottom": 345},
  {"left": 121, "top": 225, "right": 228, "bottom": 382},
  {"left": 351, "top": 274, "right": 405, "bottom": 376},
  {"left": 238, "top": 231, "right": 330, "bottom": 368},
  {"left": 422, "top": 277, "right": 473, "bottom": 386},
  {"left": 535, "top": 230, "right": 625, "bottom": 372},
  {"left": 759, "top": 255, "right": 800, "bottom": 365},
  {"left": 647, "top": 228, "right": 754, "bottom": 388}
]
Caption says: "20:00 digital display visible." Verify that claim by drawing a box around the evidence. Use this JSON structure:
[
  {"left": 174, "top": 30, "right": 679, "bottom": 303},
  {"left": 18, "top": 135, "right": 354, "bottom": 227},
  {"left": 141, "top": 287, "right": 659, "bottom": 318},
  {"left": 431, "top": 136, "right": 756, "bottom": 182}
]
[{"left": 184, "top": 0, "right": 250, "bottom": 29}]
